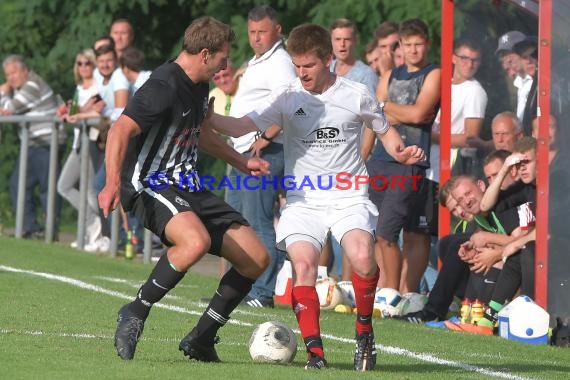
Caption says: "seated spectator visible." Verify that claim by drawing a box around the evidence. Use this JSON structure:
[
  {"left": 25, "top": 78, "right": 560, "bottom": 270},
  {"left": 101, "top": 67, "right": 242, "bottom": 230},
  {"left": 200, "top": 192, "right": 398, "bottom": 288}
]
[
  {"left": 399, "top": 151, "right": 529, "bottom": 325},
  {"left": 469, "top": 137, "right": 539, "bottom": 334},
  {"left": 1, "top": 54, "right": 66, "bottom": 239},
  {"left": 467, "top": 111, "right": 523, "bottom": 154}
]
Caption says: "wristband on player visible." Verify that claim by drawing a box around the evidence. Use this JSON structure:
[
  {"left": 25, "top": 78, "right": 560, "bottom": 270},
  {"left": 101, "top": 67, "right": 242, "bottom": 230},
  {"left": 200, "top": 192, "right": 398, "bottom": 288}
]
[
  {"left": 260, "top": 131, "right": 273, "bottom": 142},
  {"left": 372, "top": 116, "right": 390, "bottom": 135}
]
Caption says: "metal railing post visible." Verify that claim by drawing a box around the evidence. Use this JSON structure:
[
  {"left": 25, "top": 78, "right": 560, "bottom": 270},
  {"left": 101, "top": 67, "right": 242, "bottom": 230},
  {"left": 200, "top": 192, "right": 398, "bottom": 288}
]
[
  {"left": 15, "top": 123, "right": 29, "bottom": 239},
  {"left": 143, "top": 228, "right": 152, "bottom": 263},
  {"left": 45, "top": 121, "right": 59, "bottom": 243},
  {"left": 110, "top": 208, "right": 120, "bottom": 257},
  {"left": 77, "top": 121, "right": 90, "bottom": 250}
]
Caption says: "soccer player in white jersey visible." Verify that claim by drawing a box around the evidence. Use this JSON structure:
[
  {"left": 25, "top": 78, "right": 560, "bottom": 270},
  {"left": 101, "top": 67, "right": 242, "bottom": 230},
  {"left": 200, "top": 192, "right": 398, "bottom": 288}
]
[{"left": 206, "top": 23, "right": 424, "bottom": 371}]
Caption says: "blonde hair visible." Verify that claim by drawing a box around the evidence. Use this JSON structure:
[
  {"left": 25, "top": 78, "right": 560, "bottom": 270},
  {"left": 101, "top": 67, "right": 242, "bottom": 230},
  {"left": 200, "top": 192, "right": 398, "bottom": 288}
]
[{"left": 73, "top": 48, "right": 96, "bottom": 84}]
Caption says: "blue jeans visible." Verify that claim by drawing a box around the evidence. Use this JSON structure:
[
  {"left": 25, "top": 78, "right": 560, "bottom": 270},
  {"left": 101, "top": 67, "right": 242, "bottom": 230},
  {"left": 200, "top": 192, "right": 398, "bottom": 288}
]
[
  {"left": 10, "top": 144, "right": 63, "bottom": 236},
  {"left": 226, "top": 142, "right": 285, "bottom": 301}
]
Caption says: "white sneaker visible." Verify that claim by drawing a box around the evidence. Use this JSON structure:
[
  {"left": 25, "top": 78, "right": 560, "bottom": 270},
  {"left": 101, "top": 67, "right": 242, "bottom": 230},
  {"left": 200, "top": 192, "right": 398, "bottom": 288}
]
[
  {"left": 70, "top": 241, "right": 78, "bottom": 248},
  {"left": 84, "top": 236, "right": 111, "bottom": 252}
]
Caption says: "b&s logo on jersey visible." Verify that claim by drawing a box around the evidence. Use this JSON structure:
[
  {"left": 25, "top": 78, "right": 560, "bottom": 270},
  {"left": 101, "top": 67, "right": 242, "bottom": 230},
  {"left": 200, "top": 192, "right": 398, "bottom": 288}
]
[
  {"left": 302, "top": 127, "right": 346, "bottom": 150},
  {"left": 314, "top": 127, "right": 340, "bottom": 139}
]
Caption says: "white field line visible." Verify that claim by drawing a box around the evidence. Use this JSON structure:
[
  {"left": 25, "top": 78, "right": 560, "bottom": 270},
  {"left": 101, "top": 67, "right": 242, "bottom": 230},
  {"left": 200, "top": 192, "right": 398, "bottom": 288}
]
[
  {"left": 0, "top": 265, "right": 530, "bottom": 380},
  {"left": 93, "top": 276, "right": 198, "bottom": 289},
  {"left": 92, "top": 276, "right": 272, "bottom": 318}
]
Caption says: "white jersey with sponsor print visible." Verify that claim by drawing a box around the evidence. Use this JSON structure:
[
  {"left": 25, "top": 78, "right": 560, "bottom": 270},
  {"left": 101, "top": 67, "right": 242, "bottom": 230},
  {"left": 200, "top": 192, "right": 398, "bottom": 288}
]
[{"left": 248, "top": 76, "right": 387, "bottom": 203}]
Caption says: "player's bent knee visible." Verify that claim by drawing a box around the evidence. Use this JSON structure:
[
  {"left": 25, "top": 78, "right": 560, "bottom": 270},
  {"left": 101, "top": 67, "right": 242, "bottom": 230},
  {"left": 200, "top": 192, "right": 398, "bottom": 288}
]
[
  {"left": 175, "top": 238, "right": 211, "bottom": 263},
  {"left": 292, "top": 261, "right": 317, "bottom": 284}
]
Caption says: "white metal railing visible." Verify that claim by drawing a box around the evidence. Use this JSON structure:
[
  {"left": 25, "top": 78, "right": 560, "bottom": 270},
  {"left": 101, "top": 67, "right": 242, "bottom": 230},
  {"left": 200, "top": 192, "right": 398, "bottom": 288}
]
[{"left": 0, "top": 115, "right": 153, "bottom": 263}]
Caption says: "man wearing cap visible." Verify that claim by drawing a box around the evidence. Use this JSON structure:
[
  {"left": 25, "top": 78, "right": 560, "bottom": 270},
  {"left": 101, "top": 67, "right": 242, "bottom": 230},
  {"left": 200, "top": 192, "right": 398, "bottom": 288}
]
[{"left": 496, "top": 31, "right": 534, "bottom": 125}]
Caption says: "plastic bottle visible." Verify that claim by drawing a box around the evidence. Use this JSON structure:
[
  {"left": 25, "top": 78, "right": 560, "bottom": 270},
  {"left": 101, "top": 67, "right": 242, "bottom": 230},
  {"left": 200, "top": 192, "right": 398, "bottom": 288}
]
[
  {"left": 69, "top": 91, "right": 79, "bottom": 115},
  {"left": 470, "top": 299, "right": 485, "bottom": 324},
  {"left": 460, "top": 298, "right": 472, "bottom": 324},
  {"left": 125, "top": 230, "right": 134, "bottom": 260}
]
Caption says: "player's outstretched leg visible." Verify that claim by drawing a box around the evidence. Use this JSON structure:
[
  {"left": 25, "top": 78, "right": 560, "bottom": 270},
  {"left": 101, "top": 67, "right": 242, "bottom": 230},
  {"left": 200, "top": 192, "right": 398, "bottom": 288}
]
[
  {"left": 114, "top": 304, "right": 145, "bottom": 360},
  {"left": 179, "top": 267, "right": 255, "bottom": 362},
  {"left": 290, "top": 285, "right": 327, "bottom": 369},
  {"left": 352, "top": 269, "right": 379, "bottom": 371},
  {"left": 179, "top": 327, "right": 221, "bottom": 362},
  {"left": 354, "top": 331, "right": 377, "bottom": 371},
  {"left": 114, "top": 254, "right": 185, "bottom": 360}
]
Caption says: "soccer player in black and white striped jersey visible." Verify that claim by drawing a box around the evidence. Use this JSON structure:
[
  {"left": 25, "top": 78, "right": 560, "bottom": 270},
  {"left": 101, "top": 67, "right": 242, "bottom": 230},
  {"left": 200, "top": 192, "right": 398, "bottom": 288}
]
[{"left": 99, "top": 16, "right": 270, "bottom": 362}]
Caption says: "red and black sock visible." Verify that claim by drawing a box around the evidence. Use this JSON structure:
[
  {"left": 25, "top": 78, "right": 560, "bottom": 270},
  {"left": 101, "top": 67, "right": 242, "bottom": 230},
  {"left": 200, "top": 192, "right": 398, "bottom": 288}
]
[
  {"left": 352, "top": 268, "right": 379, "bottom": 335},
  {"left": 292, "top": 285, "right": 324, "bottom": 359}
]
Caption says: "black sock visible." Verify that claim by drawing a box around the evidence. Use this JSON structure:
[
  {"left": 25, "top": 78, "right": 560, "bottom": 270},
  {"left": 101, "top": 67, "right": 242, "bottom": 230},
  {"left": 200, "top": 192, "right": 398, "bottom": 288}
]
[
  {"left": 129, "top": 253, "right": 185, "bottom": 319},
  {"left": 304, "top": 336, "right": 324, "bottom": 358},
  {"left": 193, "top": 267, "right": 254, "bottom": 345}
]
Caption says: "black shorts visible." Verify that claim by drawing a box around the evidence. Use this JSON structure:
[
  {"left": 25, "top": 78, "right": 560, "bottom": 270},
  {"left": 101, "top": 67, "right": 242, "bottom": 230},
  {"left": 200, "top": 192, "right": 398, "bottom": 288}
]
[
  {"left": 407, "top": 177, "right": 438, "bottom": 237},
  {"left": 128, "top": 186, "right": 249, "bottom": 255},
  {"left": 366, "top": 160, "right": 432, "bottom": 242}
]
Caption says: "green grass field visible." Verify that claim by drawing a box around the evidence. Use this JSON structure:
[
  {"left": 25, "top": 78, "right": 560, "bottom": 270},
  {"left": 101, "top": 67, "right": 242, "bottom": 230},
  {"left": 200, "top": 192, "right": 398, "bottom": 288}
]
[{"left": 1, "top": 236, "right": 569, "bottom": 379}]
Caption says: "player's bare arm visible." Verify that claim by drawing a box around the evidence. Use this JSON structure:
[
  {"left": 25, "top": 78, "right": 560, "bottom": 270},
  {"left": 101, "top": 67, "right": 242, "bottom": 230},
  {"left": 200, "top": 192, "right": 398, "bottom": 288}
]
[
  {"left": 248, "top": 124, "right": 283, "bottom": 158},
  {"left": 205, "top": 99, "right": 259, "bottom": 137},
  {"left": 360, "top": 127, "right": 376, "bottom": 161},
  {"left": 200, "top": 122, "right": 270, "bottom": 176},
  {"left": 378, "top": 127, "right": 425, "bottom": 165},
  {"left": 98, "top": 114, "right": 142, "bottom": 218}
]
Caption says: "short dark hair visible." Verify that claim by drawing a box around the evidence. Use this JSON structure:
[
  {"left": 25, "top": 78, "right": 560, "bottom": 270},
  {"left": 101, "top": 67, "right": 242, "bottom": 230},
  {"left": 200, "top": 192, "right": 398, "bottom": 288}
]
[
  {"left": 94, "top": 35, "right": 115, "bottom": 50},
  {"left": 119, "top": 46, "right": 145, "bottom": 72},
  {"left": 399, "top": 18, "right": 429, "bottom": 40},
  {"left": 111, "top": 18, "right": 134, "bottom": 32},
  {"left": 454, "top": 37, "right": 482, "bottom": 54},
  {"left": 365, "top": 40, "right": 377, "bottom": 55},
  {"left": 374, "top": 21, "right": 399, "bottom": 40},
  {"left": 287, "top": 23, "right": 332, "bottom": 61},
  {"left": 330, "top": 18, "right": 357, "bottom": 36},
  {"left": 248, "top": 5, "right": 278, "bottom": 23},
  {"left": 95, "top": 44, "right": 117, "bottom": 59},
  {"left": 438, "top": 178, "right": 455, "bottom": 207},
  {"left": 483, "top": 149, "right": 511, "bottom": 167},
  {"left": 182, "top": 16, "right": 235, "bottom": 55},
  {"left": 513, "top": 136, "right": 537, "bottom": 154}
]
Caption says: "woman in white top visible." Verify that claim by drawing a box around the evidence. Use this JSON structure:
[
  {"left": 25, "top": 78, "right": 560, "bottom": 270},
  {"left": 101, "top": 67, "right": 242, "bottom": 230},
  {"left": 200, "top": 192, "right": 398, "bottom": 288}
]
[{"left": 57, "top": 48, "right": 104, "bottom": 248}]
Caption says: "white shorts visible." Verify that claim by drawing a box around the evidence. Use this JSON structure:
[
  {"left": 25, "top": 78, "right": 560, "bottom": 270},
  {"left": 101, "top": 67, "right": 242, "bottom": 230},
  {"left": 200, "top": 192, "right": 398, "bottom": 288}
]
[{"left": 276, "top": 199, "right": 378, "bottom": 251}]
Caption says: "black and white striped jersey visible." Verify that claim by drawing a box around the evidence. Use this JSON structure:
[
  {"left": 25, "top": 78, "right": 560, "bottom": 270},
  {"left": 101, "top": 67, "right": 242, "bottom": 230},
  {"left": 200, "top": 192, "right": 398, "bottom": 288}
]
[{"left": 120, "top": 60, "right": 209, "bottom": 210}]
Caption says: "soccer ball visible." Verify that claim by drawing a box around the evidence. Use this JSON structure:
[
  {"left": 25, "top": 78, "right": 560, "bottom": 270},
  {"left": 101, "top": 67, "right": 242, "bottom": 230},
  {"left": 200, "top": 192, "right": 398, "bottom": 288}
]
[
  {"left": 374, "top": 287, "right": 402, "bottom": 317},
  {"left": 336, "top": 280, "right": 356, "bottom": 307},
  {"left": 398, "top": 292, "right": 428, "bottom": 315},
  {"left": 249, "top": 321, "right": 297, "bottom": 363},
  {"left": 315, "top": 277, "right": 344, "bottom": 309}
]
